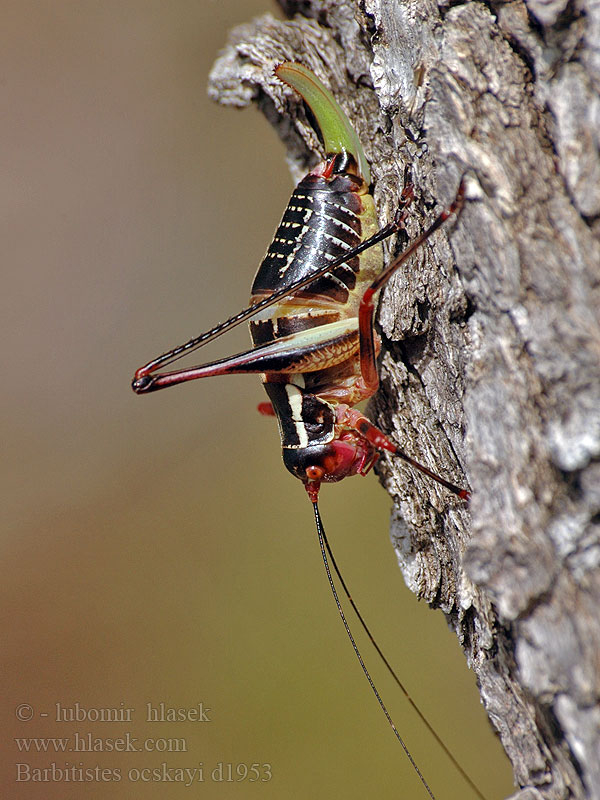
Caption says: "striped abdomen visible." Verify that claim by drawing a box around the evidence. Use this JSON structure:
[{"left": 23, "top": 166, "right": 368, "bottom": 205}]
[
  {"left": 248, "top": 164, "right": 382, "bottom": 451},
  {"left": 251, "top": 171, "right": 372, "bottom": 306}
]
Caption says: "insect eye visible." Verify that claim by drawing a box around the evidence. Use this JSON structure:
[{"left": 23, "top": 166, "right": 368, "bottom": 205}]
[{"left": 306, "top": 465, "right": 325, "bottom": 482}]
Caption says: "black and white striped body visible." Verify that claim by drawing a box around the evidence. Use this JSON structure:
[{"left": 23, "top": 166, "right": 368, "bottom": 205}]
[
  {"left": 248, "top": 158, "right": 383, "bottom": 459},
  {"left": 251, "top": 171, "right": 363, "bottom": 306}
]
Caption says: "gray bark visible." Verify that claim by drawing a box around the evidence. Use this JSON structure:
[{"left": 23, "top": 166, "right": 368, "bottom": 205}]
[{"left": 208, "top": 1, "right": 600, "bottom": 798}]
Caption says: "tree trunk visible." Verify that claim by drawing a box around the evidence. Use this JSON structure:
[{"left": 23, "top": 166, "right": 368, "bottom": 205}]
[{"left": 208, "top": 1, "right": 600, "bottom": 798}]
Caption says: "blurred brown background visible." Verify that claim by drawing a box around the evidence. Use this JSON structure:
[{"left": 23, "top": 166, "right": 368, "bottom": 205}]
[{"left": 2, "top": 2, "right": 512, "bottom": 798}]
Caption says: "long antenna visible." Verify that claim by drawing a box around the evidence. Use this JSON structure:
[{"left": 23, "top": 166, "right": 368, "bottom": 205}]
[
  {"left": 317, "top": 504, "right": 488, "bottom": 800},
  {"left": 311, "top": 499, "right": 437, "bottom": 800}
]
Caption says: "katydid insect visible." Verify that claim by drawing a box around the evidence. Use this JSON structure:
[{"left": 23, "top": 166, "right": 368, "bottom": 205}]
[{"left": 132, "top": 63, "right": 477, "bottom": 800}]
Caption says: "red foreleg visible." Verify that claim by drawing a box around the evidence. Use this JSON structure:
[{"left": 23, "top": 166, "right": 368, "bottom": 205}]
[
  {"left": 338, "top": 406, "right": 396, "bottom": 453},
  {"left": 257, "top": 402, "right": 276, "bottom": 416},
  {"left": 337, "top": 406, "right": 470, "bottom": 500},
  {"left": 357, "top": 180, "right": 465, "bottom": 392}
]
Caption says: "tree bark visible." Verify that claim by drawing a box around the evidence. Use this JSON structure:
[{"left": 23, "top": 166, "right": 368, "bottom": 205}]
[{"left": 208, "top": 2, "right": 600, "bottom": 798}]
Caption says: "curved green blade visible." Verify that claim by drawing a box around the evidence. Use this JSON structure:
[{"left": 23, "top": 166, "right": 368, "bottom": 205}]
[{"left": 275, "top": 62, "right": 370, "bottom": 184}]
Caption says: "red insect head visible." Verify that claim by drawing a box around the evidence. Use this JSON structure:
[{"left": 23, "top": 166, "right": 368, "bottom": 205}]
[{"left": 282, "top": 433, "right": 379, "bottom": 502}]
